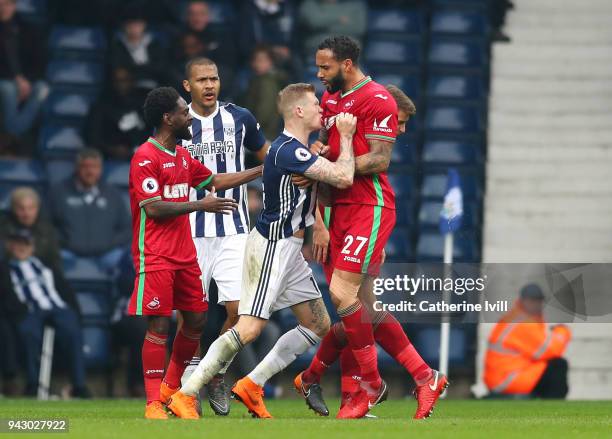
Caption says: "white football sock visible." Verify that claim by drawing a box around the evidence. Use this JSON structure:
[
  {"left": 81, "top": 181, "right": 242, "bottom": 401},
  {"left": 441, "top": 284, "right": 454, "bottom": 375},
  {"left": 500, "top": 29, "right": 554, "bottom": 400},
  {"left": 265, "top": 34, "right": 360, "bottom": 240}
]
[
  {"left": 248, "top": 326, "right": 319, "bottom": 387},
  {"left": 181, "top": 329, "right": 243, "bottom": 396},
  {"left": 181, "top": 356, "right": 200, "bottom": 386},
  {"left": 217, "top": 352, "right": 236, "bottom": 375}
]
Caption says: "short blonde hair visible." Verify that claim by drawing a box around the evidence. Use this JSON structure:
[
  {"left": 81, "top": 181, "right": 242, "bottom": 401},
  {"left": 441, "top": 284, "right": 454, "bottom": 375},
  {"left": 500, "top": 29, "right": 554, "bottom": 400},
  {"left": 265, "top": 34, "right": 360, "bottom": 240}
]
[
  {"left": 277, "top": 83, "right": 315, "bottom": 119},
  {"left": 385, "top": 84, "right": 416, "bottom": 116},
  {"left": 10, "top": 186, "right": 40, "bottom": 210}
]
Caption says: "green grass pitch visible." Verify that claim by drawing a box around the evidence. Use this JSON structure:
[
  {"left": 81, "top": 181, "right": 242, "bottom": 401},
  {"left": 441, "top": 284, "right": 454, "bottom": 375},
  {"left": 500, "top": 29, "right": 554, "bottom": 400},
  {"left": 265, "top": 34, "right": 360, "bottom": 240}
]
[{"left": 1, "top": 399, "right": 611, "bottom": 439}]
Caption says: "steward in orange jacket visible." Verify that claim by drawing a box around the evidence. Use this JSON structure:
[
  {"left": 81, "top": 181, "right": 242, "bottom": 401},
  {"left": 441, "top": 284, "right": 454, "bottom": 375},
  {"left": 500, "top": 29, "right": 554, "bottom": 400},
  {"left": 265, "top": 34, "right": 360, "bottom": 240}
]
[{"left": 484, "top": 284, "right": 571, "bottom": 398}]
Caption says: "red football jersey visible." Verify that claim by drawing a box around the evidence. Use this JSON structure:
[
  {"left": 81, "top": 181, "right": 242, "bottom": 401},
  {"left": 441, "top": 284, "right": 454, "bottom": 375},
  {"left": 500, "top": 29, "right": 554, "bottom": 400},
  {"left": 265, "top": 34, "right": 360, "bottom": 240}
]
[
  {"left": 321, "top": 76, "right": 398, "bottom": 209},
  {"left": 129, "top": 137, "right": 213, "bottom": 273}
]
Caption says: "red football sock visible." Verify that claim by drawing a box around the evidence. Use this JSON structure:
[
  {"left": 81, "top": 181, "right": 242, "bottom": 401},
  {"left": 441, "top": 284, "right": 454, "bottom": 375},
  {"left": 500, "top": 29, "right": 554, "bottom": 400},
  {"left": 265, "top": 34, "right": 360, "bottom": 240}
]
[
  {"left": 302, "top": 322, "right": 346, "bottom": 384},
  {"left": 340, "top": 347, "right": 360, "bottom": 395},
  {"left": 340, "top": 302, "right": 381, "bottom": 389},
  {"left": 163, "top": 327, "right": 201, "bottom": 389},
  {"left": 142, "top": 330, "right": 167, "bottom": 404},
  {"left": 374, "top": 311, "right": 432, "bottom": 385}
]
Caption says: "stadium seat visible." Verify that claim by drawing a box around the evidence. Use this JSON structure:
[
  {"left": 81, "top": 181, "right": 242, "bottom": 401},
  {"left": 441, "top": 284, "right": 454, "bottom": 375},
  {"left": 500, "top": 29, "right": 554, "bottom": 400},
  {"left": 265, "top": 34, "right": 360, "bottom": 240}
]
[
  {"left": 395, "top": 200, "right": 415, "bottom": 227},
  {"left": 46, "top": 60, "right": 104, "bottom": 88},
  {"left": 39, "top": 123, "right": 85, "bottom": 157},
  {"left": 422, "top": 139, "right": 483, "bottom": 166},
  {"left": 49, "top": 26, "right": 106, "bottom": 59},
  {"left": 64, "top": 256, "right": 112, "bottom": 292},
  {"left": 431, "top": 10, "right": 489, "bottom": 36},
  {"left": 45, "top": 159, "right": 74, "bottom": 185},
  {"left": 387, "top": 174, "right": 417, "bottom": 200},
  {"left": 416, "top": 232, "right": 479, "bottom": 262},
  {"left": 426, "top": 74, "right": 485, "bottom": 102},
  {"left": 391, "top": 135, "right": 418, "bottom": 167},
  {"left": 365, "top": 38, "right": 423, "bottom": 66},
  {"left": 103, "top": 161, "right": 130, "bottom": 188},
  {"left": 16, "top": 0, "right": 46, "bottom": 22},
  {"left": 76, "top": 291, "right": 110, "bottom": 325},
  {"left": 414, "top": 327, "right": 467, "bottom": 365},
  {"left": 428, "top": 39, "right": 488, "bottom": 69},
  {"left": 420, "top": 172, "right": 482, "bottom": 201},
  {"left": 82, "top": 326, "right": 110, "bottom": 368},
  {"left": 384, "top": 228, "right": 414, "bottom": 262},
  {"left": 425, "top": 104, "right": 483, "bottom": 134},
  {"left": 0, "top": 159, "right": 44, "bottom": 184},
  {"left": 371, "top": 73, "right": 421, "bottom": 101},
  {"left": 367, "top": 9, "right": 425, "bottom": 35},
  {"left": 45, "top": 92, "right": 95, "bottom": 121},
  {"left": 418, "top": 200, "right": 480, "bottom": 230}
]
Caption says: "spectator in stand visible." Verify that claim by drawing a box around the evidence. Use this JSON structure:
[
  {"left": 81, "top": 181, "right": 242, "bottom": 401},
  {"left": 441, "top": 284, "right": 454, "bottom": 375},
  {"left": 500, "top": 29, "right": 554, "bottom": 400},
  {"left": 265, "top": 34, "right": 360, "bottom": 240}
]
[
  {"left": 177, "top": 0, "right": 237, "bottom": 93},
  {"left": 484, "top": 284, "right": 571, "bottom": 399},
  {"left": 0, "top": 228, "right": 90, "bottom": 398},
  {"left": 170, "top": 32, "right": 208, "bottom": 98},
  {"left": 238, "top": 0, "right": 299, "bottom": 80},
  {"left": 0, "top": 187, "right": 62, "bottom": 269},
  {"left": 0, "top": 0, "right": 48, "bottom": 138},
  {"left": 241, "top": 45, "right": 287, "bottom": 140},
  {"left": 0, "top": 311, "right": 19, "bottom": 396},
  {"left": 86, "top": 67, "right": 147, "bottom": 160},
  {"left": 109, "top": 3, "right": 168, "bottom": 91},
  {"left": 298, "top": 0, "right": 367, "bottom": 57},
  {"left": 49, "top": 149, "right": 131, "bottom": 273}
]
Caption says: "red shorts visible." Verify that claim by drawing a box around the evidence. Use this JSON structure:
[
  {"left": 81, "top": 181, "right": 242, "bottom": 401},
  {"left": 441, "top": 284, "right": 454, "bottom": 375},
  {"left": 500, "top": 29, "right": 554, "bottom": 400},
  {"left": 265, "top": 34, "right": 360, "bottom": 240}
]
[
  {"left": 127, "top": 264, "right": 208, "bottom": 316},
  {"left": 323, "top": 204, "right": 396, "bottom": 282}
]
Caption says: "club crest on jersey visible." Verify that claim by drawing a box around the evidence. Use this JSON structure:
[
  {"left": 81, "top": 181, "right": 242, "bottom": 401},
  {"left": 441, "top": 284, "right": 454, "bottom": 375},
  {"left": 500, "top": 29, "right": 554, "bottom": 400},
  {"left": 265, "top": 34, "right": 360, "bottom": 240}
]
[
  {"left": 142, "top": 177, "right": 159, "bottom": 194},
  {"left": 344, "top": 99, "right": 355, "bottom": 109},
  {"left": 224, "top": 126, "right": 235, "bottom": 137},
  {"left": 373, "top": 114, "right": 393, "bottom": 133},
  {"left": 295, "top": 148, "right": 312, "bottom": 161},
  {"left": 164, "top": 183, "right": 189, "bottom": 199},
  {"left": 146, "top": 297, "right": 160, "bottom": 310}
]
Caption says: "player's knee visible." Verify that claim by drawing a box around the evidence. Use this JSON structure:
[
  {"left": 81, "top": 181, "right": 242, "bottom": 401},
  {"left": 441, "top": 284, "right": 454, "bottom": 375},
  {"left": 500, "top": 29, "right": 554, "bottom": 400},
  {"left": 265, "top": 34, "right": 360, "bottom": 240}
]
[
  {"left": 233, "top": 317, "right": 265, "bottom": 345},
  {"left": 182, "top": 312, "right": 207, "bottom": 333},
  {"left": 330, "top": 274, "right": 360, "bottom": 310},
  {"left": 147, "top": 316, "right": 170, "bottom": 335}
]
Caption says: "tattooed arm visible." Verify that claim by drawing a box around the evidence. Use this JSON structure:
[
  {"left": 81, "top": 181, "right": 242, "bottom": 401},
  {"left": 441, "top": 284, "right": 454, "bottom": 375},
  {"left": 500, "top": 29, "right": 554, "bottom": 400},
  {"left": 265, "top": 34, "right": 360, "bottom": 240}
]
[{"left": 354, "top": 139, "right": 393, "bottom": 176}]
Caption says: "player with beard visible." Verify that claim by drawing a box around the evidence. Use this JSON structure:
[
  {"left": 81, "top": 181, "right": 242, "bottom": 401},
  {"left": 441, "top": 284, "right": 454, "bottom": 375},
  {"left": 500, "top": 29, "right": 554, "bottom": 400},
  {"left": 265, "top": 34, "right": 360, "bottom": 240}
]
[
  {"left": 127, "top": 87, "right": 262, "bottom": 419},
  {"left": 293, "top": 36, "right": 448, "bottom": 419}
]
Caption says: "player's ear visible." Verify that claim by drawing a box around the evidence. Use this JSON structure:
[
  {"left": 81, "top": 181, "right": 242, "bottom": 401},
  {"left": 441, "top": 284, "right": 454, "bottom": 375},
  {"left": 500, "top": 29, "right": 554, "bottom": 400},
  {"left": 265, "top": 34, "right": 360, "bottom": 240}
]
[{"left": 182, "top": 79, "right": 191, "bottom": 93}]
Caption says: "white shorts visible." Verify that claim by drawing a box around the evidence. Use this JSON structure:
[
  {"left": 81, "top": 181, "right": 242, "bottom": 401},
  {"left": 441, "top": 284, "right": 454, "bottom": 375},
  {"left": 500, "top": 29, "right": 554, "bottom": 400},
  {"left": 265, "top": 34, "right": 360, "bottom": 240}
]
[
  {"left": 239, "top": 228, "right": 322, "bottom": 320},
  {"left": 193, "top": 234, "right": 248, "bottom": 304}
]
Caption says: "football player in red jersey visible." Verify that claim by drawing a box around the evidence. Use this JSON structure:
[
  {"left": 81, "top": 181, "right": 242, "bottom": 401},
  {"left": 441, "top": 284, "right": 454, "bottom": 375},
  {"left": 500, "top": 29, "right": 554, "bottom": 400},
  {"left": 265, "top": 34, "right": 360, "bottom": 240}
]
[
  {"left": 127, "top": 87, "right": 261, "bottom": 419},
  {"left": 294, "top": 36, "right": 448, "bottom": 419}
]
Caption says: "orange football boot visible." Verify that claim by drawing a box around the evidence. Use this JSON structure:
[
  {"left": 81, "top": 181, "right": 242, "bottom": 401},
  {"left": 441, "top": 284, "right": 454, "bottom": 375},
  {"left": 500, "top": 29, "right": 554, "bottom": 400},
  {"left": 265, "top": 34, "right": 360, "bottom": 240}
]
[
  {"left": 231, "top": 377, "right": 272, "bottom": 418},
  {"left": 144, "top": 401, "right": 168, "bottom": 419},
  {"left": 167, "top": 391, "right": 200, "bottom": 419}
]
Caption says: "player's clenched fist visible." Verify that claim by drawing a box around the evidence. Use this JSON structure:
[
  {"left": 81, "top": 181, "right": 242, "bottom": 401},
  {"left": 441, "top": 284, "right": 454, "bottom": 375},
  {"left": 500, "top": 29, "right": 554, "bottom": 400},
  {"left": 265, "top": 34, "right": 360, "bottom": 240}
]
[
  {"left": 335, "top": 112, "right": 357, "bottom": 137},
  {"left": 198, "top": 186, "right": 238, "bottom": 214}
]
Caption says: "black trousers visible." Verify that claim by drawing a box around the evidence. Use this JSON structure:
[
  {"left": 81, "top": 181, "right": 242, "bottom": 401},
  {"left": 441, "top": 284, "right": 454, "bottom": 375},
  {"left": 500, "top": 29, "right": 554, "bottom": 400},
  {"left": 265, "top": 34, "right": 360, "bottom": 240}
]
[{"left": 531, "top": 358, "right": 569, "bottom": 399}]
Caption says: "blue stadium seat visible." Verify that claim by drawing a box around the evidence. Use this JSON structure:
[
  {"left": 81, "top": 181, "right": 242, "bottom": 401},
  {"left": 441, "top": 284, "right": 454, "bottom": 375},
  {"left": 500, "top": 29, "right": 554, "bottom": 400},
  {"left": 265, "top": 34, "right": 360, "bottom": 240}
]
[
  {"left": 76, "top": 291, "right": 110, "bottom": 325},
  {"left": 385, "top": 228, "right": 414, "bottom": 262},
  {"left": 414, "top": 327, "right": 467, "bottom": 365},
  {"left": 372, "top": 73, "right": 421, "bottom": 101},
  {"left": 391, "top": 135, "right": 418, "bottom": 167},
  {"left": 416, "top": 232, "right": 479, "bottom": 262},
  {"left": 422, "top": 139, "right": 483, "bottom": 166},
  {"left": 39, "top": 123, "right": 85, "bottom": 157},
  {"left": 428, "top": 39, "right": 488, "bottom": 69},
  {"left": 45, "top": 92, "right": 95, "bottom": 121},
  {"left": 418, "top": 200, "right": 479, "bottom": 230},
  {"left": 431, "top": 10, "right": 489, "bottom": 36},
  {"left": 395, "top": 200, "right": 415, "bottom": 227},
  {"left": 425, "top": 104, "right": 483, "bottom": 134},
  {"left": 45, "top": 159, "right": 74, "bottom": 185},
  {"left": 82, "top": 326, "right": 110, "bottom": 368},
  {"left": 103, "top": 161, "right": 130, "bottom": 187},
  {"left": 46, "top": 61, "right": 104, "bottom": 88},
  {"left": 420, "top": 172, "right": 482, "bottom": 200},
  {"left": 365, "top": 38, "right": 423, "bottom": 66},
  {"left": 368, "top": 9, "right": 425, "bottom": 35},
  {"left": 49, "top": 26, "right": 106, "bottom": 59},
  {"left": 16, "top": 0, "right": 46, "bottom": 22},
  {"left": 387, "top": 174, "right": 417, "bottom": 200},
  {"left": 63, "top": 256, "right": 112, "bottom": 292},
  {"left": 426, "top": 74, "right": 485, "bottom": 101},
  {"left": 0, "top": 159, "right": 44, "bottom": 184}
]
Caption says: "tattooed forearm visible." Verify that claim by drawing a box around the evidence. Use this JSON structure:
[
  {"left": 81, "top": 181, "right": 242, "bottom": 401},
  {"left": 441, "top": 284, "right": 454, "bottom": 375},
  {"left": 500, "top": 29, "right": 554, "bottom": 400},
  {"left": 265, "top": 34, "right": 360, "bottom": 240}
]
[
  {"left": 355, "top": 139, "right": 393, "bottom": 176},
  {"left": 304, "top": 134, "right": 355, "bottom": 188},
  {"left": 308, "top": 298, "right": 331, "bottom": 335}
]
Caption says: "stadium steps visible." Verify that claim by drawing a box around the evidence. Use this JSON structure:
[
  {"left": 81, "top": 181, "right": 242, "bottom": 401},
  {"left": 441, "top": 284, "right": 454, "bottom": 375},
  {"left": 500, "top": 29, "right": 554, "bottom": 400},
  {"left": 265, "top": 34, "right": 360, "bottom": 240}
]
[{"left": 476, "top": 0, "right": 612, "bottom": 400}]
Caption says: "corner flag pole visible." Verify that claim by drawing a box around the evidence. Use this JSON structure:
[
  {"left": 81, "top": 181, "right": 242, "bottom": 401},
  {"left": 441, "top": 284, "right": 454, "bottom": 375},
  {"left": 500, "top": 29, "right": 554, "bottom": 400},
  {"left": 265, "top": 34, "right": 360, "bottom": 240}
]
[{"left": 438, "top": 169, "right": 463, "bottom": 397}]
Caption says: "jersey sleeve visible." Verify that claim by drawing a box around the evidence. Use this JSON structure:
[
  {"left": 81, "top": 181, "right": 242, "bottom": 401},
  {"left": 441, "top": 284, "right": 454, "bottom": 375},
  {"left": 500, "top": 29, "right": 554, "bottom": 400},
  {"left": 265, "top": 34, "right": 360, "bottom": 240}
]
[
  {"left": 242, "top": 109, "right": 267, "bottom": 152},
  {"left": 130, "top": 155, "right": 163, "bottom": 208},
  {"left": 274, "top": 142, "right": 318, "bottom": 174},
  {"left": 190, "top": 155, "right": 214, "bottom": 190},
  {"left": 363, "top": 91, "right": 398, "bottom": 144}
]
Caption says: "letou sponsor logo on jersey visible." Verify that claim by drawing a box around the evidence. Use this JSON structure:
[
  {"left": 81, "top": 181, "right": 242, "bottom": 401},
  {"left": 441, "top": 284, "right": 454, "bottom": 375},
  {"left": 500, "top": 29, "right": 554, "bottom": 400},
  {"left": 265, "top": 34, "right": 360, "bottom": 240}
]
[
  {"left": 373, "top": 114, "right": 393, "bottom": 133},
  {"left": 324, "top": 115, "right": 337, "bottom": 130},
  {"left": 164, "top": 183, "right": 189, "bottom": 199}
]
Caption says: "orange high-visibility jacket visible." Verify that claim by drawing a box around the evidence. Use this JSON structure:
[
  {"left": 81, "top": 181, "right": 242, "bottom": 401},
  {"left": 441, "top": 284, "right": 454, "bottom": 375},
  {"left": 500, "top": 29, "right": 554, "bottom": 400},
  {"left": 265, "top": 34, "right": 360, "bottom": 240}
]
[{"left": 484, "top": 302, "right": 571, "bottom": 394}]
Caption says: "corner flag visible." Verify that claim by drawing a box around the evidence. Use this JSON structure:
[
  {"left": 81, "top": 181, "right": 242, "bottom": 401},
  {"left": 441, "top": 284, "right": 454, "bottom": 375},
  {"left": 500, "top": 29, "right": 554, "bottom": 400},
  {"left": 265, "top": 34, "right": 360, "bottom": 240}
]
[{"left": 439, "top": 168, "right": 463, "bottom": 234}]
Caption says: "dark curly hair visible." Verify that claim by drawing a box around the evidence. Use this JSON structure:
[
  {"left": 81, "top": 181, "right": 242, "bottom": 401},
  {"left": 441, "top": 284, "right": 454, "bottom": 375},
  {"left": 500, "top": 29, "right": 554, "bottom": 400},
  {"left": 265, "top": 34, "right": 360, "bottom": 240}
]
[
  {"left": 317, "top": 35, "right": 361, "bottom": 64},
  {"left": 143, "top": 87, "right": 180, "bottom": 128}
]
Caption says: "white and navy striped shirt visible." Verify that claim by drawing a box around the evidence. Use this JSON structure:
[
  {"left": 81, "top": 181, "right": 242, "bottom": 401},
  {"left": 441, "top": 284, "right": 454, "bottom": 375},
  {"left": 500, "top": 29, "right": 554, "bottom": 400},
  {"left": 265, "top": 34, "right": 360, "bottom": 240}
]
[
  {"left": 9, "top": 257, "right": 66, "bottom": 311},
  {"left": 256, "top": 130, "right": 319, "bottom": 241},
  {"left": 183, "top": 102, "right": 266, "bottom": 238}
]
